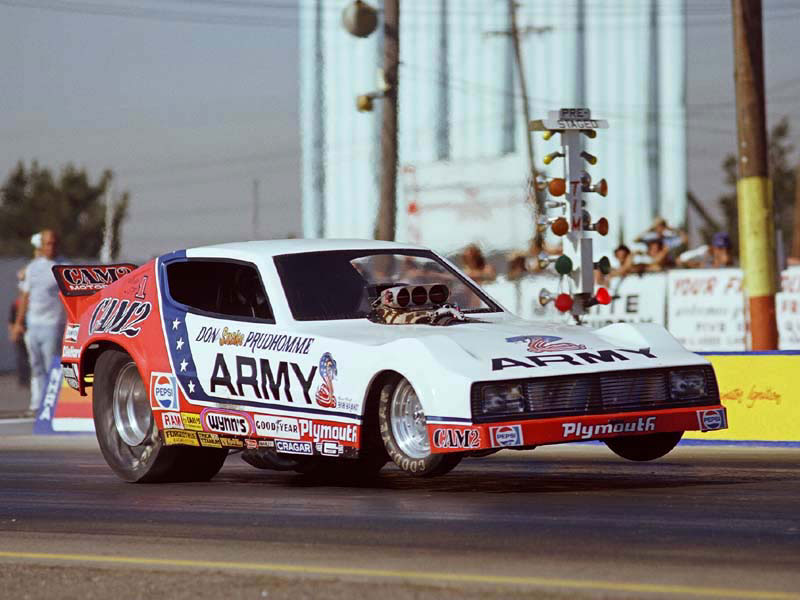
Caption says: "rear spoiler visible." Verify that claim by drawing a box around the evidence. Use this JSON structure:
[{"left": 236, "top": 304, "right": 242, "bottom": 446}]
[{"left": 52, "top": 263, "right": 138, "bottom": 297}]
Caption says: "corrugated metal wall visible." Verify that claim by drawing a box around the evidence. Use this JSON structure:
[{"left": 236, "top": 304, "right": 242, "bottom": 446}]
[{"left": 301, "top": 0, "right": 686, "bottom": 256}]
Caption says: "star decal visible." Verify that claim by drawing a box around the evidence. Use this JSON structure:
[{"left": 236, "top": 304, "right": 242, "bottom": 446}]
[
  {"left": 172, "top": 318, "right": 180, "bottom": 331},
  {"left": 176, "top": 337, "right": 184, "bottom": 350},
  {"left": 187, "top": 380, "right": 195, "bottom": 394},
  {"left": 179, "top": 358, "right": 188, "bottom": 372}
]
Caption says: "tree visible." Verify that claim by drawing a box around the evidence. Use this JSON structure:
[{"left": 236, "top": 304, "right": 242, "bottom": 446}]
[
  {"left": 0, "top": 161, "right": 129, "bottom": 259},
  {"left": 714, "top": 117, "right": 796, "bottom": 256}
]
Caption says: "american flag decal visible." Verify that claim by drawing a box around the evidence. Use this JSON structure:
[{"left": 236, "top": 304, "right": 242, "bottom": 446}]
[{"left": 506, "top": 335, "right": 587, "bottom": 353}]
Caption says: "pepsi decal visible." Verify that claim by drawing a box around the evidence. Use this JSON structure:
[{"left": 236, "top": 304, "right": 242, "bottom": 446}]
[
  {"left": 489, "top": 424, "right": 523, "bottom": 447},
  {"left": 150, "top": 372, "right": 178, "bottom": 410}
]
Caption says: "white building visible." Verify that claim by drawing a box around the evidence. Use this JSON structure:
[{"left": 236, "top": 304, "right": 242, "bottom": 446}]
[{"left": 300, "top": 0, "right": 686, "bottom": 258}]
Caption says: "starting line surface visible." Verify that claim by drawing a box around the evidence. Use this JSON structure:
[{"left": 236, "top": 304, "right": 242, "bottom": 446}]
[{"left": 0, "top": 550, "right": 796, "bottom": 600}]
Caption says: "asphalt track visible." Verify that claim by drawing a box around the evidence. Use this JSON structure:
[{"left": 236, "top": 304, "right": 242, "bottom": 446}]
[{"left": 0, "top": 432, "right": 798, "bottom": 599}]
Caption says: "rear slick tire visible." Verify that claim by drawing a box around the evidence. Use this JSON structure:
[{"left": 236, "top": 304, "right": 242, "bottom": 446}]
[
  {"left": 604, "top": 431, "right": 683, "bottom": 462},
  {"left": 93, "top": 350, "right": 227, "bottom": 482},
  {"left": 378, "top": 376, "right": 461, "bottom": 477}
]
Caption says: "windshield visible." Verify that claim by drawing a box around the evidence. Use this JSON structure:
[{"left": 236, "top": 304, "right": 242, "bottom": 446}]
[{"left": 274, "top": 249, "right": 501, "bottom": 321}]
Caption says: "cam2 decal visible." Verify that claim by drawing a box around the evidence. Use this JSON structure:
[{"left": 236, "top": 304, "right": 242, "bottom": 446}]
[{"left": 89, "top": 298, "right": 152, "bottom": 337}]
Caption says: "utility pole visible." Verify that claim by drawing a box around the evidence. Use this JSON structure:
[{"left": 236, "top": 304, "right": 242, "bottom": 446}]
[
  {"left": 508, "top": 0, "right": 535, "bottom": 189},
  {"left": 792, "top": 164, "right": 800, "bottom": 260},
  {"left": 252, "top": 178, "right": 260, "bottom": 240},
  {"left": 731, "top": 0, "right": 778, "bottom": 349},
  {"left": 375, "top": 0, "right": 399, "bottom": 241},
  {"left": 100, "top": 183, "right": 114, "bottom": 263},
  {"left": 486, "top": 2, "right": 551, "bottom": 240}
]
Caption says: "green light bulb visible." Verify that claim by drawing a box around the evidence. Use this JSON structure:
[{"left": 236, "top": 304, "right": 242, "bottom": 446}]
[{"left": 554, "top": 255, "right": 573, "bottom": 276}]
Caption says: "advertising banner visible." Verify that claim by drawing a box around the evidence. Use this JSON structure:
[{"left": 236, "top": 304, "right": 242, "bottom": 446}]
[
  {"left": 777, "top": 292, "right": 800, "bottom": 350},
  {"left": 666, "top": 269, "right": 746, "bottom": 351},
  {"left": 34, "top": 357, "right": 94, "bottom": 434},
  {"left": 684, "top": 354, "right": 800, "bottom": 443},
  {"left": 583, "top": 273, "right": 667, "bottom": 328}
]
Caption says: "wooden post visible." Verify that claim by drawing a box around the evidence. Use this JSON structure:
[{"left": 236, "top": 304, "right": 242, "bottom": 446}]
[
  {"left": 375, "top": 0, "right": 399, "bottom": 241},
  {"left": 732, "top": 0, "right": 778, "bottom": 349}
]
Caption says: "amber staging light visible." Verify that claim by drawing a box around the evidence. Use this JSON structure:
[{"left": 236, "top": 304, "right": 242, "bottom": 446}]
[
  {"left": 551, "top": 217, "right": 569, "bottom": 236},
  {"left": 548, "top": 178, "right": 566, "bottom": 197}
]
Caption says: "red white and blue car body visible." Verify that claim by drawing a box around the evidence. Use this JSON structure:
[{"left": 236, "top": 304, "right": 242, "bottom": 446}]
[{"left": 55, "top": 239, "right": 727, "bottom": 482}]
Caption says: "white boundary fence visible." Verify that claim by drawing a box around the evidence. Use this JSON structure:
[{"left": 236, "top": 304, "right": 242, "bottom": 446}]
[{"left": 483, "top": 267, "right": 800, "bottom": 352}]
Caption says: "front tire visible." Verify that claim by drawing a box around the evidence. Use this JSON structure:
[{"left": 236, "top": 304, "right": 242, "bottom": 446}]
[
  {"left": 378, "top": 376, "right": 461, "bottom": 477},
  {"left": 93, "top": 350, "right": 227, "bottom": 482},
  {"left": 605, "top": 431, "right": 683, "bottom": 462}
]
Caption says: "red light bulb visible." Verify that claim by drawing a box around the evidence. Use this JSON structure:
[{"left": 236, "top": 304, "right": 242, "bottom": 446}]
[
  {"left": 554, "top": 293, "right": 573, "bottom": 312},
  {"left": 595, "top": 287, "right": 611, "bottom": 305}
]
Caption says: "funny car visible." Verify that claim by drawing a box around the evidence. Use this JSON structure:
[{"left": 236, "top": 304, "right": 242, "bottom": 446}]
[{"left": 54, "top": 239, "right": 726, "bottom": 482}]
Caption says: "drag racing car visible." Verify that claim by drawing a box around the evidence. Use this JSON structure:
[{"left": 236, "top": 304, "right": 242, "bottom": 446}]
[{"left": 54, "top": 239, "right": 727, "bottom": 482}]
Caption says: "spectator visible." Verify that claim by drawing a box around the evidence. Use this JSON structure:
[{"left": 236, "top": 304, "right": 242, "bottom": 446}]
[
  {"left": 635, "top": 216, "right": 688, "bottom": 258},
  {"left": 639, "top": 232, "right": 674, "bottom": 272},
  {"left": 609, "top": 244, "right": 635, "bottom": 278},
  {"left": 10, "top": 230, "right": 66, "bottom": 417},
  {"left": 678, "top": 232, "right": 736, "bottom": 268},
  {"left": 461, "top": 243, "right": 496, "bottom": 283},
  {"left": 710, "top": 232, "right": 734, "bottom": 267},
  {"left": 506, "top": 252, "right": 528, "bottom": 281},
  {"left": 7, "top": 269, "right": 31, "bottom": 388},
  {"left": 525, "top": 238, "right": 563, "bottom": 274}
]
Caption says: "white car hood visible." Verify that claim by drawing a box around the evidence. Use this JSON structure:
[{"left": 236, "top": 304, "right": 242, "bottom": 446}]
[{"left": 298, "top": 315, "right": 706, "bottom": 382}]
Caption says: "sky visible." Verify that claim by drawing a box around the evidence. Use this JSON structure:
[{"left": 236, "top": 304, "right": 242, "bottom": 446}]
[{"left": 0, "top": 0, "right": 798, "bottom": 262}]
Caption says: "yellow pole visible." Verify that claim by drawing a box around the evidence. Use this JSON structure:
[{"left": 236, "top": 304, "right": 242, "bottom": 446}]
[{"left": 732, "top": 0, "right": 778, "bottom": 349}]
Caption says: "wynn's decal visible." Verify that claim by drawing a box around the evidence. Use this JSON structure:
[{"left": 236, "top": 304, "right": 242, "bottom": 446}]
[
  {"left": 208, "top": 353, "right": 317, "bottom": 404},
  {"left": 491, "top": 348, "right": 657, "bottom": 371},
  {"left": 506, "top": 335, "right": 586, "bottom": 353},
  {"left": 89, "top": 298, "right": 152, "bottom": 337},
  {"left": 315, "top": 352, "right": 338, "bottom": 408},
  {"left": 202, "top": 410, "right": 252, "bottom": 436}
]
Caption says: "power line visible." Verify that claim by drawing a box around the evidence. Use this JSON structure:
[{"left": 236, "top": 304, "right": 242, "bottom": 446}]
[
  {"left": 0, "top": 0, "right": 300, "bottom": 28},
  {"left": 3, "top": 0, "right": 799, "bottom": 31}
]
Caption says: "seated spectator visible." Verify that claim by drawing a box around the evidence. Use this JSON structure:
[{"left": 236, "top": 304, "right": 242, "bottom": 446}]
[
  {"left": 639, "top": 232, "right": 674, "bottom": 272},
  {"left": 525, "top": 238, "right": 563, "bottom": 274},
  {"left": 609, "top": 244, "right": 635, "bottom": 278},
  {"left": 635, "top": 216, "right": 688, "bottom": 257},
  {"left": 678, "top": 232, "right": 736, "bottom": 268},
  {"left": 506, "top": 252, "right": 528, "bottom": 281},
  {"left": 460, "top": 243, "right": 496, "bottom": 284},
  {"left": 710, "top": 232, "right": 734, "bottom": 267}
]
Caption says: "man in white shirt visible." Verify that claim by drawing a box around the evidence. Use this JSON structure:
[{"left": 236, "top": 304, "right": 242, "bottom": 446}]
[{"left": 11, "top": 230, "right": 65, "bottom": 416}]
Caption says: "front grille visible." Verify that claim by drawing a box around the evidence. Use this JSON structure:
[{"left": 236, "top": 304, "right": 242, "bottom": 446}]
[{"left": 471, "top": 366, "right": 719, "bottom": 423}]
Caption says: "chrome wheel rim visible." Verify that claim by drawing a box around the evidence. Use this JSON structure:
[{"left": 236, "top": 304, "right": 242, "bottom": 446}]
[
  {"left": 390, "top": 379, "right": 430, "bottom": 459},
  {"left": 112, "top": 363, "right": 151, "bottom": 446}
]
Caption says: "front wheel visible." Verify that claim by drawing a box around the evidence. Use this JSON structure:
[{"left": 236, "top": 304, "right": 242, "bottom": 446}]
[
  {"left": 604, "top": 431, "right": 683, "bottom": 462},
  {"left": 93, "top": 350, "right": 227, "bottom": 482},
  {"left": 378, "top": 376, "right": 461, "bottom": 477}
]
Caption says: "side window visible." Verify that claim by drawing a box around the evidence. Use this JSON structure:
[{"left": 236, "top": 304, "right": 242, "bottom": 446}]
[{"left": 166, "top": 260, "right": 273, "bottom": 321}]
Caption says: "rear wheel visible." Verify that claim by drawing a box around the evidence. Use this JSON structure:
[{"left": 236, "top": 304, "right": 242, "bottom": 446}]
[
  {"left": 93, "top": 350, "right": 227, "bottom": 482},
  {"left": 378, "top": 376, "right": 461, "bottom": 477},
  {"left": 605, "top": 431, "right": 683, "bottom": 462}
]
